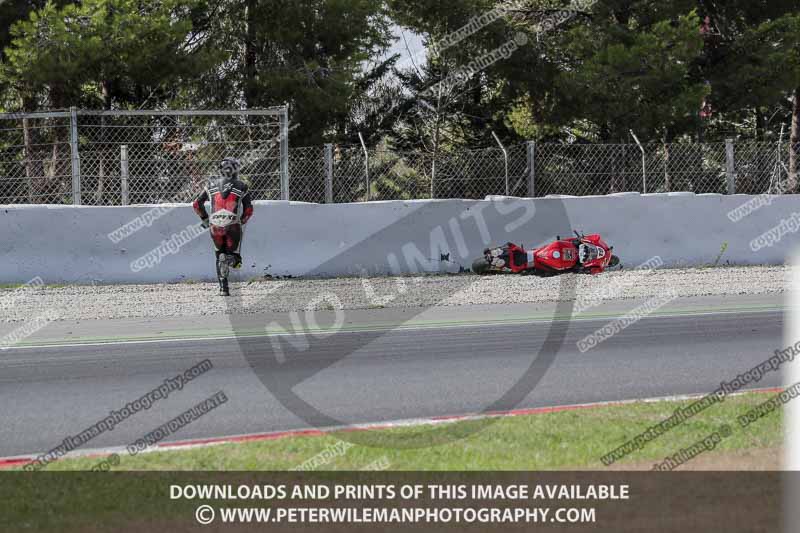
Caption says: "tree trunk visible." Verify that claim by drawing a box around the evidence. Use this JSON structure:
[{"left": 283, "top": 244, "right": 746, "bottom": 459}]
[
  {"left": 790, "top": 87, "right": 800, "bottom": 193},
  {"left": 21, "top": 96, "right": 41, "bottom": 201},
  {"left": 23, "top": 117, "right": 34, "bottom": 203},
  {"left": 244, "top": 0, "right": 258, "bottom": 108},
  {"left": 755, "top": 108, "right": 767, "bottom": 140},
  {"left": 95, "top": 158, "right": 105, "bottom": 204},
  {"left": 96, "top": 81, "right": 112, "bottom": 204},
  {"left": 48, "top": 88, "right": 71, "bottom": 197},
  {"left": 48, "top": 144, "right": 57, "bottom": 182}
]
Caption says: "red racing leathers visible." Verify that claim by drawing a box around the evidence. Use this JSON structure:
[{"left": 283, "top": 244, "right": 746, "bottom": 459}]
[{"left": 193, "top": 177, "right": 253, "bottom": 268}]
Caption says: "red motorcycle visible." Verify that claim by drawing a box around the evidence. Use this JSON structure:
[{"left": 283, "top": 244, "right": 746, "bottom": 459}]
[{"left": 472, "top": 231, "right": 619, "bottom": 276}]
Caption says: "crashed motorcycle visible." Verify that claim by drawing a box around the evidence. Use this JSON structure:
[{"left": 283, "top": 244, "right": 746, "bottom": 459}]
[{"left": 472, "top": 231, "right": 619, "bottom": 276}]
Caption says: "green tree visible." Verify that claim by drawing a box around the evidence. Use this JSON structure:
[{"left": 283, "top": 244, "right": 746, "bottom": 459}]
[
  {"left": 1, "top": 0, "right": 221, "bottom": 110},
  {"left": 689, "top": 1, "right": 800, "bottom": 139},
  {"left": 503, "top": 2, "right": 707, "bottom": 142},
  {"left": 195, "top": 0, "right": 393, "bottom": 146},
  {"left": 391, "top": 0, "right": 800, "bottom": 145},
  {"left": 389, "top": 0, "right": 538, "bottom": 148}
]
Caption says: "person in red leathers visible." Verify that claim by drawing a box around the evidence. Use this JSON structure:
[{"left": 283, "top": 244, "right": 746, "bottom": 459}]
[{"left": 193, "top": 157, "right": 253, "bottom": 296}]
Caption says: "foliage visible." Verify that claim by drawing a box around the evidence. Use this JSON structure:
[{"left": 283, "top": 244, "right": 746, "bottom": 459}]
[{"left": 0, "top": 0, "right": 798, "bottom": 146}]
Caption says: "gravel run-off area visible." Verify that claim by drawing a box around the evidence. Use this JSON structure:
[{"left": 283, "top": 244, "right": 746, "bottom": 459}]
[{"left": 0, "top": 265, "right": 787, "bottom": 323}]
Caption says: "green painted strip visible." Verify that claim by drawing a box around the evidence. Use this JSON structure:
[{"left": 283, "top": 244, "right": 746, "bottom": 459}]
[{"left": 8, "top": 302, "right": 783, "bottom": 349}]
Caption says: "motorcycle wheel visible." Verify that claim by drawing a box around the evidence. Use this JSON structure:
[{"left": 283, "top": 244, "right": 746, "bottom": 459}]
[{"left": 472, "top": 257, "right": 491, "bottom": 275}]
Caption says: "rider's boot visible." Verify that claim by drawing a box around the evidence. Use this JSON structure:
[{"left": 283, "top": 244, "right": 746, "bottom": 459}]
[{"left": 215, "top": 251, "right": 230, "bottom": 296}]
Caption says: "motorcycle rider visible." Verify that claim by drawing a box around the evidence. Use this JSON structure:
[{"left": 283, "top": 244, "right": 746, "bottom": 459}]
[{"left": 192, "top": 157, "right": 253, "bottom": 296}]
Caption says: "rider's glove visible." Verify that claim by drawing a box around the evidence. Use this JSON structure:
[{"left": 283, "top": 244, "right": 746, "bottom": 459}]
[{"left": 200, "top": 218, "right": 210, "bottom": 229}]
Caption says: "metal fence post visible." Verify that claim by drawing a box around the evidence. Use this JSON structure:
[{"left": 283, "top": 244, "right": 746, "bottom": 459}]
[
  {"left": 358, "top": 132, "right": 369, "bottom": 201},
  {"left": 430, "top": 152, "right": 436, "bottom": 199},
  {"left": 279, "top": 105, "right": 290, "bottom": 200},
  {"left": 491, "top": 131, "right": 509, "bottom": 195},
  {"left": 120, "top": 145, "right": 130, "bottom": 205},
  {"left": 324, "top": 143, "right": 334, "bottom": 203},
  {"left": 22, "top": 116, "right": 33, "bottom": 203},
  {"left": 725, "top": 139, "right": 736, "bottom": 195},
  {"left": 69, "top": 106, "right": 81, "bottom": 205},
  {"left": 526, "top": 141, "right": 536, "bottom": 197},
  {"left": 768, "top": 127, "right": 785, "bottom": 194},
  {"left": 630, "top": 130, "right": 646, "bottom": 193}
]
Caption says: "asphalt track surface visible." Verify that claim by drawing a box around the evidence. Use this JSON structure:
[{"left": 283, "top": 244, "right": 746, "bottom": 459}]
[{"left": 0, "top": 294, "right": 784, "bottom": 458}]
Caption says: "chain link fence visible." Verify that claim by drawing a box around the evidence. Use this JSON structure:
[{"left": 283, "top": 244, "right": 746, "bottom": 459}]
[
  {"left": 0, "top": 107, "right": 288, "bottom": 205},
  {"left": 288, "top": 140, "right": 799, "bottom": 202},
  {"left": 289, "top": 143, "right": 530, "bottom": 202},
  {"left": 0, "top": 107, "right": 797, "bottom": 205},
  {"left": 0, "top": 111, "right": 74, "bottom": 204},
  {"left": 533, "top": 142, "right": 732, "bottom": 196}
]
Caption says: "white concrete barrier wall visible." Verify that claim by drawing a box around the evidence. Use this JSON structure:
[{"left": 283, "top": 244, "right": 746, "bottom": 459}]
[{"left": 0, "top": 192, "right": 797, "bottom": 284}]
